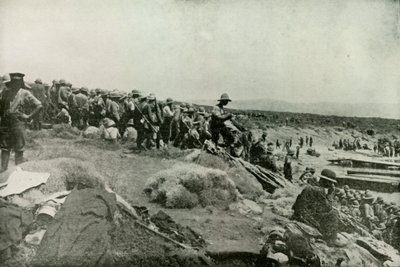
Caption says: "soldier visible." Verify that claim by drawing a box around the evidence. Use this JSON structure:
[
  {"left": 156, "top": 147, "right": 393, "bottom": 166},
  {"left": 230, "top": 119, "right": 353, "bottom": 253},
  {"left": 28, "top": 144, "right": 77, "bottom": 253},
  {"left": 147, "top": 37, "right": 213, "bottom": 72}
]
[
  {"left": 119, "top": 93, "right": 135, "bottom": 134},
  {"left": 105, "top": 92, "right": 121, "bottom": 125},
  {"left": 170, "top": 104, "right": 182, "bottom": 143},
  {"left": 0, "top": 73, "right": 43, "bottom": 172},
  {"left": 198, "top": 111, "right": 212, "bottom": 143},
  {"left": 56, "top": 102, "right": 71, "bottom": 125},
  {"left": 122, "top": 119, "right": 137, "bottom": 143},
  {"left": 295, "top": 145, "right": 300, "bottom": 159},
  {"left": 283, "top": 149, "right": 294, "bottom": 182},
  {"left": 276, "top": 139, "right": 280, "bottom": 149},
  {"left": 30, "top": 78, "right": 47, "bottom": 130},
  {"left": 75, "top": 87, "right": 90, "bottom": 129},
  {"left": 210, "top": 93, "right": 235, "bottom": 148},
  {"left": 262, "top": 146, "right": 278, "bottom": 172},
  {"left": 306, "top": 136, "right": 309, "bottom": 146},
  {"left": 309, "top": 137, "right": 313, "bottom": 147},
  {"left": 58, "top": 79, "right": 70, "bottom": 109},
  {"left": 133, "top": 94, "right": 148, "bottom": 150},
  {"left": 161, "top": 97, "right": 174, "bottom": 146},
  {"left": 142, "top": 93, "right": 162, "bottom": 149},
  {"left": 68, "top": 87, "right": 79, "bottom": 126},
  {"left": 360, "top": 192, "right": 377, "bottom": 230}
]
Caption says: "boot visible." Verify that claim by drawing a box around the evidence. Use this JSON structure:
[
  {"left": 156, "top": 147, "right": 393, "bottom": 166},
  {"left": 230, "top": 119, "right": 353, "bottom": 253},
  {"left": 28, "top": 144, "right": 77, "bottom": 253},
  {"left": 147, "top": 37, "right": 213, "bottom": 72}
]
[
  {"left": 15, "top": 151, "right": 26, "bottom": 165},
  {"left": 0, "top": 150, "right": 10, "bottom": 173}
]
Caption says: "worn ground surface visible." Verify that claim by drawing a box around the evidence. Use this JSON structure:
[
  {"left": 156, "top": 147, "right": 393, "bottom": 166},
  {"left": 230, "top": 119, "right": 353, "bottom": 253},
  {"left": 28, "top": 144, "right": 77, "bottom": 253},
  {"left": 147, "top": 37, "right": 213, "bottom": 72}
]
[{"left": 0, "top": 124, "right": 399, "bottom": 266}]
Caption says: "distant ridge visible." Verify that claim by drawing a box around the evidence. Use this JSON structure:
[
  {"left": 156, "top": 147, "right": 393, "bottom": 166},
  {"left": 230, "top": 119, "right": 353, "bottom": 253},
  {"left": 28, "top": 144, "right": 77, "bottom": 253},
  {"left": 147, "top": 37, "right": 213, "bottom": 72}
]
[{"left": 187, "top": 98, "right": 400, "bottom": 119}]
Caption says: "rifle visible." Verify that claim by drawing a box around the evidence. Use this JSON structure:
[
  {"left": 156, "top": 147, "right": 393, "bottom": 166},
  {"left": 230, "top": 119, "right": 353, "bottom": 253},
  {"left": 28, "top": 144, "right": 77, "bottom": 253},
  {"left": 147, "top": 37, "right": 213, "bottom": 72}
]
[
  {"left": 132, "top": 101, "right": 158, "bottom": 133},
  {"left": 180, "top": 116, "right": 203, "bottom": 147}
]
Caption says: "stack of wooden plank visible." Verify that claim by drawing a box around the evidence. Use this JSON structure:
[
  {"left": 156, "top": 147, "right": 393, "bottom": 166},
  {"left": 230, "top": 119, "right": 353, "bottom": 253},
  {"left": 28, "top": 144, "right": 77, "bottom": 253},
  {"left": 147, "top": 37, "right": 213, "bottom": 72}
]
[{"left": 333, "top": 168, "right": 400, "bottom": 192}]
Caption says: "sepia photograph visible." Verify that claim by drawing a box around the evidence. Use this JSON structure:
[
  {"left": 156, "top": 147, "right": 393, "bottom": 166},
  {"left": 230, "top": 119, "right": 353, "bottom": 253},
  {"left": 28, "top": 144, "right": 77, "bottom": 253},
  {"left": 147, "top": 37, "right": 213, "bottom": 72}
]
[{"left": 0, "top": 0, "right": 399, "bottom": 266}]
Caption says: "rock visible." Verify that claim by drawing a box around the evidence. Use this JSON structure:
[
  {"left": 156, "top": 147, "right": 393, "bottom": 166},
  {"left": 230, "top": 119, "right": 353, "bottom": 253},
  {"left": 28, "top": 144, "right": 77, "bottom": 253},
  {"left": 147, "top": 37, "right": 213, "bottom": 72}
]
[
  {"left": 83, "top": 126, "right": 99, "bottom": 138},
  {"left": 230, "top": 199, "right": 263, "bottom": 216}
]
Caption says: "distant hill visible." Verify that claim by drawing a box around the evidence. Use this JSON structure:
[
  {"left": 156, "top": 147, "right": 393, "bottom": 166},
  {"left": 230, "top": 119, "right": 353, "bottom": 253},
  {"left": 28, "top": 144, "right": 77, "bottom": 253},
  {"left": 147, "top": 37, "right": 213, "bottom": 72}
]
[{"left": 188, "top": 98, "right": 399, "bottom": 119}]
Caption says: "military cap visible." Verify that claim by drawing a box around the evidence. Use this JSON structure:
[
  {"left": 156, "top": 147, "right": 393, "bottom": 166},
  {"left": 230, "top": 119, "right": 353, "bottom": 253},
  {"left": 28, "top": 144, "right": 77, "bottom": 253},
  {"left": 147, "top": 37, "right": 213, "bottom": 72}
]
[
  {"left": 59, "top": 79, "right": 66, "bottom": 85},
  {"left": 363, "top": 192, "right": 375, "bottom": 201},
  {"left": 351, "top": 200, "right": 360, "bottom": 208},
  {"left": 109, "top": 92, "right": 123, "bottom": 99},
  {"left": 266, "top": 146, "right": 274, "bottom": 154},
  {"left": 185, "top": 107, "right": 195, "bottom": 113},
  {"left": 80, "top": 87, "right": 89, "bottom": 95},
  {"left": 127, "top": 119, "right": 134, "bottom": 126},
  {"left": 147, "top": 93, "right": 156, "bottom": 101},
  {"left": 35, "top": 78, "right": 42, "bottom": 84},
  {"left": 203, "top": 112, "right": 211, "bottom": 118},
  {"left": 218, "top": 93, "right": 231, "bottom": 102},
  {"left": 166, "top": 97, "right": 173, "bottom": 104},
  {"left": 131, "top": 89, "right": 140, "bottom": 95},
  {"left": 103, "top": 118, "right": 116, "bottom": 128},
  {"left": 198, "top": 106, "right": 206, "bottom": 113}
]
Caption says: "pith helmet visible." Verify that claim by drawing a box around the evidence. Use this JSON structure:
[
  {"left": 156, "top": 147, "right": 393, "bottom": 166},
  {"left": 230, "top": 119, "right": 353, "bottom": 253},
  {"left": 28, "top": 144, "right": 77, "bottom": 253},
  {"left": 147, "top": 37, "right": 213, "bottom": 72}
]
[
  {"left": 80, "top": 87, "right": 89, "bottom": 95},
  {"left": 218, "top": 93, "right": 231, "bottom": 102},
  {"left": 131, "top": 89, "right": 140, "bottom": 96}
]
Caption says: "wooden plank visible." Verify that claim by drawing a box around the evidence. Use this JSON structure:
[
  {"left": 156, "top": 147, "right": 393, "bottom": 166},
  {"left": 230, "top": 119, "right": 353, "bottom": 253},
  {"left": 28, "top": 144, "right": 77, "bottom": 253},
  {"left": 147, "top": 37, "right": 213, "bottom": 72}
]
[
  {"left": 335, "top": 175, "right": 399, "bottom": 193},
  {"left": 347, "top": 170, "right": 400, "bottom": 178}
]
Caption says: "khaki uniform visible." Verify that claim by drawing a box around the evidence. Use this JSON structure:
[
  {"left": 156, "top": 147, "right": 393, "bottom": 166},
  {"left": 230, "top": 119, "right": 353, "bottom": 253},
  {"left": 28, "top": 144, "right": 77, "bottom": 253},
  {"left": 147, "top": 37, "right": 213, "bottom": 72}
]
[{"left": 0, "top": 88, "right": 41, "bottom": 152}]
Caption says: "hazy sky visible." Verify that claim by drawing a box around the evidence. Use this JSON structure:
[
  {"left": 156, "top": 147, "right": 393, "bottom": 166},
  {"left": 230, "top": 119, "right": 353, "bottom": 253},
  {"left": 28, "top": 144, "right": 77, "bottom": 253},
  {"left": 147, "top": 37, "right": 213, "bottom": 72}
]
[{"left": 0, "top": 0, "right": 399, "bottom": 103}]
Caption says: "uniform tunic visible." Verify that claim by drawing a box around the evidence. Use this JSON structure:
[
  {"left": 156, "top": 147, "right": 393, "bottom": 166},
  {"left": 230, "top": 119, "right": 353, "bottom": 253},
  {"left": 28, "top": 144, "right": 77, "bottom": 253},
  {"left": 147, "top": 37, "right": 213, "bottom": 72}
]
[{"left": 0, "top": 88, "right": 41, "bottom": 151}]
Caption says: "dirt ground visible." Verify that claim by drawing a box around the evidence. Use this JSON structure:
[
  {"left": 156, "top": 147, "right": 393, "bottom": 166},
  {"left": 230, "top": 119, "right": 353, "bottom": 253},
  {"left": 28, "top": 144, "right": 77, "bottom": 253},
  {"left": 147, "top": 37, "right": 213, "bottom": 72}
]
[{"left": 1, "top": 124, "right": 399, "bottom": 266}]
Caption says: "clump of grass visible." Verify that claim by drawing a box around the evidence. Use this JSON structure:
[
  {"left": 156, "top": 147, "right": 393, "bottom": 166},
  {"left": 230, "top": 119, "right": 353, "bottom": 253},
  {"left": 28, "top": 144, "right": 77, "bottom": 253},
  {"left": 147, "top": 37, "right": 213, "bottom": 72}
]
[
  {"left": 144, "top": 163, "right": 239, "bottom": 209},
  {"left": 51, "top": 124, "right": 81, "bottom": 139},
  {"left": 191, "top": 152, "right": 230, "bottom": 171},
  {"left": 226, "top": 167, "right": 263, "bottom": 200}
]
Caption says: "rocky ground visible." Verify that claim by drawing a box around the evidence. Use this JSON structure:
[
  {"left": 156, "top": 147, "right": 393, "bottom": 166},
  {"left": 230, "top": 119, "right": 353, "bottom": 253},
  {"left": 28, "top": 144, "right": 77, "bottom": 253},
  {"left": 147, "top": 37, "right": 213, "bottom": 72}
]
[{"left": 0, "top": 123, "right": 399, "bottom": 266}]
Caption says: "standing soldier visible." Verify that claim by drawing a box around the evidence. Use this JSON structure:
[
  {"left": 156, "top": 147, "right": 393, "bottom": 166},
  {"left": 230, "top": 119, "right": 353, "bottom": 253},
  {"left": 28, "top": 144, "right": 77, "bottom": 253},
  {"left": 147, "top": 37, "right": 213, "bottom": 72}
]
[
  {"left": 299, "top": 137, "right": 304, "bottom": 148},
  {"left": 75, "top": 87, "right": 90, "bottom": 129},
  {"left": 306, "top": 136, "right": 309, "bottom": 146},
  {"left": 161, "top": 97, "right": 174, "bottom": 147},
  {"left": 171, "top": 104, "right": 182, "bottom": 144},
  {"left": 30, "top": 78, "right": 47, "bottom": 130},
  {"left": 283, "top": 149, "right": 294, "bottom": 182},
  {"left": 276, "top": 139, "right": 280, "bottom": 149},
  {"left": 0, "top": 73, "right": 43, "bottom": 172},
  {"left": 57, "top": 79, "right": 70, "bottom": 109},
  {"left": 210, "top": 93, "right": 234, "bottom": 148},
  {"left": 309, "top": 137, "right": 313, "bottom": 147},
  {"left": 133, "top": 93, "right": 148, "bottom": 150},
  {"left": 142, "top": 93, "right": 163, "bottom": 149},
  {"left": 68, "top": 87, "right": 79, "bottom": 127},
  {"left": 105, "top": 92, "right": 121, "bottom": 125}
]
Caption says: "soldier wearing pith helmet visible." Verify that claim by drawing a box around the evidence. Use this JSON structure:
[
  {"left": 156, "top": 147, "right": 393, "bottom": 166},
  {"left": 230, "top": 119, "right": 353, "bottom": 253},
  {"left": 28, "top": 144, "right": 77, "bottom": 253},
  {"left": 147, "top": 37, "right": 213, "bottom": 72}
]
[
  {"left": 210, "top": 93, "right": 235, "bottom": 147},
  {"left": 0, "top": 73, "right": 42, "bottom": 172}
]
